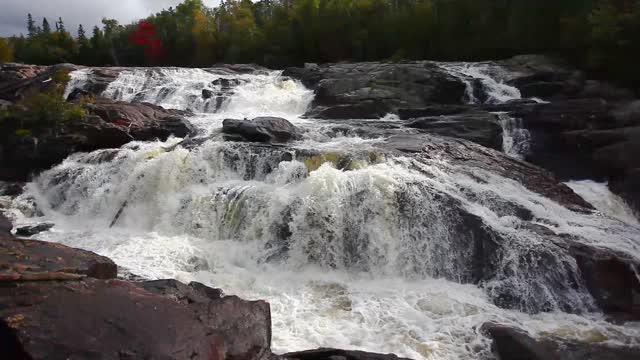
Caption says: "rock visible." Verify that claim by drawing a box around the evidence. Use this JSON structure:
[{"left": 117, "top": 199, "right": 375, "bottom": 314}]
[
  {"left": 378, "top": 134, "right": 592, "bottom": 212},
  {"left": 397, "top": 105, "right": 472, "bottom": 119},
  {"left": 0, "top": 181, "right": 24, "bottom": 197},
  {"left": 85, "top": 97, "right": 194, "bottom": 141},
  {"left": 0, "top": 98, "right": 194, "bottom": 181},
  {"left": 283, "top": 348, "right": 412, "bottom": 360},
  {"left": 223, "top": 117, "right": 303, "bottom": 143},
  {"left": 202, "top": 88, "right": 214, "bottom": 99},
  {"left": 0, "top": 278, "right": 272, "bottom": 360},
  {"left": 0, "top": 235, "right": 117, "bottom": 280},
  {"left": 0, "top": 212, "right": 11, "bottom": 235},
  {"left": 285, "top": 62, "right": 467, "bottom": 119},
  {"left": 404, "top": 111, "right": 503, "bottom": 150},
  {"left": 15, "top": 223, "right": 55, "bottom": 237},
  {"left": 481, "top": 323, "right": 640, "bottom": 360},
  {"left": 567, "top": 242, "right": 640, "bottom": 320},
  {"left": 0, "top": 63, "right": 79, "bottom": 101},
  {"left": 305, "top": 101, "right": 389, "bottom": 119},
  {"left": 502, "top": 98, "right": 640, "bottom": 216}
]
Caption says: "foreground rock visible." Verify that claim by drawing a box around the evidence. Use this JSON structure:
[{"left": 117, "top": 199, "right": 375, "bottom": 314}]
[
  {"left": 223, "top": 117, "right": 303, "bottom": 143},
  {"left": 284, "top": 349, "right": 411, "bottom": 360},
  {"left": 482, "top": 323, "right": 640, "bottom": 360},
  {"left": 284, "top": 62, "right": 467, "bottom": 119},
  {"left": 0, "top": 97, "right": 194, "bottom": 181},
  {"left": 15, "top": 223, "right": 55, "bottom": 237},
  {"left": 0, "top": 225, "right": 412, "bottom": 360}
]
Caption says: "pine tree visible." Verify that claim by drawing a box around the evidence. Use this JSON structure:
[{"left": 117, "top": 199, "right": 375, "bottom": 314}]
[
  {"left": 77, "top": 24, "right": 87, "bottom": 42},
  {"left": 27, "top": 14, "right": 36, "bottom": 38},
  {"left": 42, "top": 18, "right": 51, "bottom": 34},
  {"left": 56, "top": 17, "right": 66, "bottom": 33}
]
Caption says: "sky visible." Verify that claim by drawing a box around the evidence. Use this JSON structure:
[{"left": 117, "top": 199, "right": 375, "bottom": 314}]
[{"left": 0, "top": 0, "right": 218, "bottom": 37}]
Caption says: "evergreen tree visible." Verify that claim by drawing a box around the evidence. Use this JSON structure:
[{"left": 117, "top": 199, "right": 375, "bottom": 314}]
[
  {"left": 42, "top": 18, "right": 51, "bottom": 35},
  {"left": 27, "top": 14, "right": 36, "bottom": 38}
]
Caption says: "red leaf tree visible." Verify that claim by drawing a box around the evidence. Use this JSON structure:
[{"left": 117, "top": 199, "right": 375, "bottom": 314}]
[{"left": 129, "top": 21, "right": 164, "bottom": 62}]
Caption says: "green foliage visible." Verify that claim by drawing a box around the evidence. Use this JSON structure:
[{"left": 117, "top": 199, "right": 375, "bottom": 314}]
[
  {"left": 0, "top": 38, "right": 12, "bottom": 63},
  {"left": 1, "top": 69, "right": 85, "bottom": 135},
  {"left": 6, "top": 0, "right": 640, "bottom": 88}
]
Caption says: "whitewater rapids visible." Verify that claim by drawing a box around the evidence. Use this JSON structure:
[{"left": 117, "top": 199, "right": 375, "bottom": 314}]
[{"left": 5, "top": 64, "right": 640, "bottom": 360}]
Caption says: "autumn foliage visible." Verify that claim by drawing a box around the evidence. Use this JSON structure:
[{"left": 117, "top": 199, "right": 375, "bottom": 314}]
[{"left": 128, "top": 21, "right": 164, "bottom": 61}]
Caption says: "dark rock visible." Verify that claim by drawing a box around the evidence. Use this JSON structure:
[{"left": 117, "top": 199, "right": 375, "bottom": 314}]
[
  {"left": 0, "top": 234, "right": 117, "bottom": 280},
  {"left": 568, "top": 242, "right": 640, "bottom": 319},
  {"left": 482, "top": 323, "right": 640, "bottom": 360},
  {"left": 283, "top": 348, "right": 412, "bottom": 360},
  {"left": 15, "top": 223, "right": 55, "bottom": 237},
  {"left": 0, "top": 181, "right": 24, "bottom": 196},
  {"left": 138, "top": 279, "right": 224, "bottom": 304},
  {"left": 223, "top": 117, "right": 303, "bottom": 143},
  {"left": 397, "top": 105, "right": 472, "bottom": 119},
  {"left": 66, "top": 88, "right": 91, "bottom": 101},
  {"left": 0, "top": 212, "right": 11, "bottom": 235},
  {"left": 85, "top": 97, "right": 195, "bottom": 141},
  {"left": 405, "top": 111, "right": 503, "bottom": 150},
  {"left": 202, "top": 88, "right": 214, "bottom": 99},
  {"left": 306, "top": 101, "right": 389, "bottom": 120},
  {"left": 285, "top": 62, "right": 467, "bottom": 119}
]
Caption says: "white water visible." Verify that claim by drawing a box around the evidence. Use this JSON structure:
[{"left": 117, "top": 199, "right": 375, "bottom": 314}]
[
  {"left": 11, "top": 66, "right": 640, "bottom": 359},
  {"left": 566, "top": 180, "right": 639, "bottom": 226}
]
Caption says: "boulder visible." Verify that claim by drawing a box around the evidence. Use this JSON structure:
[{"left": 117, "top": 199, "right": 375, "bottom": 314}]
[
  {"left": 305, "top": 101, "right": 389, "bottom": 120},
  {"left": 0, "top": 212, "right": 11, "bottom": 235},
  {"left": 0, "top": 181, "right": 24, "bottom": 197},
  {"left": 223, "top": 117, "right": 303, "bottom": 143},
  {"left": 15, "top": 223, "right": 55, "bottom": 237},
  {"left": 404, "top": 111, "right": 504, "bottom": 150},
  {"left": 283, "top": 349, "right": 412, "bottom": 360},
  {"left": 85, "top": 97, "right": 194, "bottom": 140},
  {"left": 0, "top": 277, "right": 272, "bottom": 360},
  {"left": 482, "top": 323, "right": 640, "bottom": 360},
  {"left": 0, "top": 235, "right": 117, "bottom": 280},
  {"left": 0, "top": 63, "right": 79, "bottom": 101}
]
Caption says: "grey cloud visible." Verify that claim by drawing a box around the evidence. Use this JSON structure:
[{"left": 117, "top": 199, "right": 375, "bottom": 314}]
[{"left": 0, "top": 0, "right": 218, "bottom": 37}]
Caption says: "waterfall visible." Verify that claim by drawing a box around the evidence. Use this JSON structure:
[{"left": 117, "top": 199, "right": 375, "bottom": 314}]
[
  {"left": 496, "top": 112, "right": 531, "bottom": 159},
  {"left": 14, "top": 66, "right": 640, "bottom": 360}
]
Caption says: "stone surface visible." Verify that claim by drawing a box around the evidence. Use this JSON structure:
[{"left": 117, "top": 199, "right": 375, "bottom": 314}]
[
  {"left": 284, "top": 62, "right": 467, "bottom": 118},
  {"left": 283, "top": 348, "right": 412, "bottom": 360},
  {"left": 15, "top": 223, "right": 55, "bottom": 237},
  {"left": 482, "top": 322, "right": 640, "bottom": 360},
  {"left": 223, "top": 117, "right": 303, "bottom": 143},
  {"left": 0, "top": 234, "right": 117, "bottom": 280}
]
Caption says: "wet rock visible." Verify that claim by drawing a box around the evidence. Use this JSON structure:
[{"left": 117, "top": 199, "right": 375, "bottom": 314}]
[
  {"left": 0, "top": 181, "right": 24, "bottom": 197},
  {"left": 306, "top": 101, "right": 389, "bottom": 120},
  {"left": 405, "top": 111, "right": 503, "bottom": 150},
  {"left": 283, "top": 348, "right": 412, "bottom": 360},
  {"left": 285, "top": 62, "right": 467, "bottom": 119},
  {"left": 0, "top": 235, "right": 117, "bottom": 280},
  {"left": 202, "top": 88, "right": 214, "bottom": 99},
  {"left": 0, "top": 98, "right": 194, "bottom": 181},
  {"left": 85, "top": 97, "right": 195, "bottom": 141},
  {"left": 223, "top": 117, "right": 303, "bottom": 143},
  {"left": 0, "top": 63, "right": 56, "bottom": 101},
  {"left": 397, "top": 104, "right": 472, "bottom": 119},
  {"left": 567, "top": 242, "right": 640, "bottom": 320},
  {"left": 0, "top": 212, "right": 11, "bottom": 235},
  {"left": 15, "top": 223, "right": 55, "bottom": 237},
  {"left": 378, "top": 134, "right": 593, "bottom": 212},
  {"left": 482, "top": 323, "right": 640, "bottom": 360}
]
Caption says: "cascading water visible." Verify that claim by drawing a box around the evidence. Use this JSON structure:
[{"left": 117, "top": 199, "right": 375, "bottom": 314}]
[
  {"left": 9, "top": 66, "right": 640, "bottom": 359},
  {"left": 439, "top": 62, "right": 532, "bottom": 159}
]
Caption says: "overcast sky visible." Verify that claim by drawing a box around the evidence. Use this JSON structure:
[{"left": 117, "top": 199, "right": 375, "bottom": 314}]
[{"left": 0, "top": 0, "right": 219, "bottom": 37}]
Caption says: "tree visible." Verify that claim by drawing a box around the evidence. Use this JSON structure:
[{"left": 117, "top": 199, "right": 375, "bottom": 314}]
[
  {"left": 56, "top": 17, "right": 66, "bottom": 33},
  {"left": 27, "top": 14, "right": 36, "bottom": 38},
  {"left": 0, "top": 38, "right": 13, "bottom": 63},
  {"left": 42, "top": 18, "right": 51, "bottom": 34}
]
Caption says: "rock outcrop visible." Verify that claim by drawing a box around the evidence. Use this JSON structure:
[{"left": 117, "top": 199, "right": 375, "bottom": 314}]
[
  {"left": 0, "top": 97, "right": 194, "bottom": 181},
  {"left": 223, "top": 117, "right": 303, "bottom": 143},
  {"left": 284, "top": 62, "right": 467, "bottom": 119},
  {"left": 482, "top": 323, "right": 640, "bottom": 360}
]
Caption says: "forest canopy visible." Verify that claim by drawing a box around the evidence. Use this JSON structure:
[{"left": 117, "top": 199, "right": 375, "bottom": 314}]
[{"left": 1, "top": 0, "right": 639, "bottom": 87}]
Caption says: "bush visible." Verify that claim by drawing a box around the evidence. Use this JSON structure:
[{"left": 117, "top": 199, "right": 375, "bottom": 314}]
[
  {"left": 0, "top": 70, "right": 85, "bottom": 136},
  {"left": 0, "top": 38, "right": 12, "bottom": 64}
]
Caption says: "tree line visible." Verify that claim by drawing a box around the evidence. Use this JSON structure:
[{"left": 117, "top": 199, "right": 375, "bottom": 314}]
[{"left": 0, "top": 0, "right": 639, "bottom": 87}]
